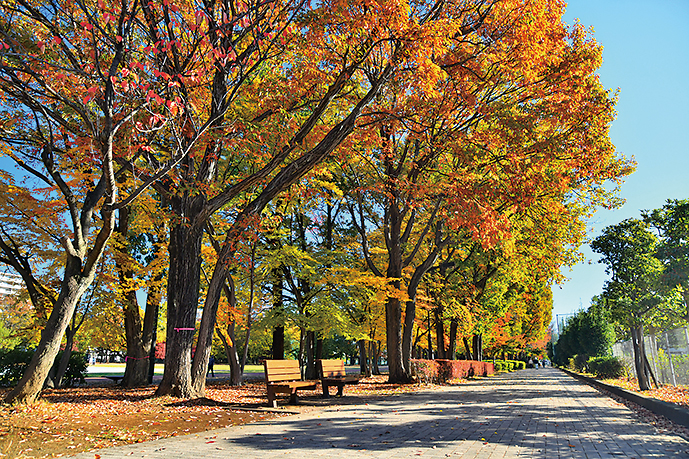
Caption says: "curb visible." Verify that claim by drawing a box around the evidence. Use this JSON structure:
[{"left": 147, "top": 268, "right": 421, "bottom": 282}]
[{"left": 560, "top": 367, "right": 689, "bottom": 428}]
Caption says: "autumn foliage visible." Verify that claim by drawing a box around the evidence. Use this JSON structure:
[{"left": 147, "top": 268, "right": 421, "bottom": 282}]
[{"left": 0, "top": 0, "right": 633, "bottom": 404}]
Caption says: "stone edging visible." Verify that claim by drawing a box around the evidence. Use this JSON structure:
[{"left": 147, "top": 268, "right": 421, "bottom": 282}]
[{"left": 560, "top": 367, "right": 689, "bottom": 428}]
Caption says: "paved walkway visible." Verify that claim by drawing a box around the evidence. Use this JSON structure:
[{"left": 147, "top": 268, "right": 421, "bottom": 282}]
[{"left": 71, "top": 368, "right": 689, "bottom": 458}]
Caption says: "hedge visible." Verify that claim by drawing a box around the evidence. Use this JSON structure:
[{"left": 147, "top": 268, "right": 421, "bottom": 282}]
[
  {"left": 410, "top": 359, "right": 495, "bottom": 384},
  {"left": 492, "top": 360, "right": 527, "bottom": 372},
  {"left": 587, "top": 355, "right": 626, "bottom": 379}
]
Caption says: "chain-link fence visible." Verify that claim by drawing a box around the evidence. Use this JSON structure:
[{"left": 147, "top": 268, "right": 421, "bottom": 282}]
[{"left": 612, "top": 327, "right": 689, "bottom": 386}]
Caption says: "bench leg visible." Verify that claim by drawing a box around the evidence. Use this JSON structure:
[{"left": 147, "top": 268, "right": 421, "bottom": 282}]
[
  {"left": 336, "top": 383, "right": 344, "bottom": 397},
  {"left": 322, "top": 382, "right": 331, "bottom": 398},
  {"left": 289, "top": 388, "right": 298, "bottom": 405},
  {"left": 267, "top": 386, "right": 278, "bottom": 408}
]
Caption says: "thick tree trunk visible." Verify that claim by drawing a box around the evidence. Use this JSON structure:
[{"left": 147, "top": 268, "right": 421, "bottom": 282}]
[
  {"left": 156, "top": 200, "right": 204, "bottom": 398},
  {"left": 316, "top": 338, "right": 323, "bottom": 361},
  {"left": 305, "top": 331, "right": 317, "bottom": 379},
  {"left": 448, "top": 319, "right": 458, "bottom": 360},
  {"left": 358, "top": 340, "right": 371, "bottom": 376},
  {"left": 435, "top": 307, "right": 445, "bottom": 359},
  {"left": 472, "top": 334, "right": 483, "bottom": 362},
  {"left": 386, "top": 296, "right": 409, "bottom": 382},
  {"left": 52, "top": 325, "right": 76, "bottom": 388},
  {"left": 273, "top": 326, "right": 285, "bottom": 360},
  {"left": 121, "top": 289, "right": 149, "bottom": 387},
  {"left": 4, "top": 261, "right": 87, "bottom": 404},
  {"left": 631, "top": 324, "right": 651, "bottom": 391}
]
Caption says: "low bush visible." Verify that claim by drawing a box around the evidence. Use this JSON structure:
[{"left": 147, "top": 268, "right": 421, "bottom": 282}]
[
  {"left": 0, "top": 349, "right": 88, "bottom": 388},
  {"left": 568, "top": 354, "right": 589, "bottom": 372},
  {"left": 587, "top": 355, "right": 626, "bottom": 379},
  {"left": 59, "top": 351, "right": 88, "bottom": 387},
  {"left": 511, "top": 360, "right": 526, "bottom": 370},
  {"left": 0, "top": 348, "right": 33, "bottom": 387}
]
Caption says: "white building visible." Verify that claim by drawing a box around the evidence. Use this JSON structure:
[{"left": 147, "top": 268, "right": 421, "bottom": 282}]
[{"left": 0, "top": 272, "right": 23, "bottom": 296}]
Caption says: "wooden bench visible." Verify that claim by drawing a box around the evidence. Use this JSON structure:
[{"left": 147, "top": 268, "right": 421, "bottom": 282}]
[
  {"left": 263, "top": 360, "right": 318, "bottom": 408},
  {"left": 318, "top": 359, "right": 360, "bottom": 398},
  {"left": 105, "top": 375, "right": 123, "bottom": 384}
]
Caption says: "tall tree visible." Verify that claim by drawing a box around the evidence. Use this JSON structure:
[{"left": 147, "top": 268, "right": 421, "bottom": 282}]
[
  {"left": 591, "top": 219, "right": 664, "bottom": 390},
  {"left": 645, "top": 199, "right": 689, "bottom": 321},
  {"left": 0, "top": 0, "right": 170, "bottom": 404},
  {"left": 188, "top": 0, "right": 472, "bottom": 396},
  {"left": 344, "top": 1, "right": 632, "bottom": 382}
]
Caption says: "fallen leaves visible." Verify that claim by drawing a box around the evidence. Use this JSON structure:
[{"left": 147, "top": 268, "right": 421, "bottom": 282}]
[
  {"left": 0, "top": 375, "right": 417, "bottom": 458},
  {"left": 0, "top": 381, "right": 284, "bottom": 458},
  {"left": 601, "top": 378, "right": 689, "bottom": 408}
]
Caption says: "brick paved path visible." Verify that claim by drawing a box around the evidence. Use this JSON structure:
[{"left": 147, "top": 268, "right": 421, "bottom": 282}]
[{"left": 71, "top": 368, "right": 689, "bottom": 458}]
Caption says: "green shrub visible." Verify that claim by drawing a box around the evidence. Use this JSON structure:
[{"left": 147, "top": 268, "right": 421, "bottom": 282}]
[
  {"left": 0, "top": 349, "right": 88, "bottom": 388},
  {"left": 58, "top": 351, "right": 88, "bottom": 387},
  {"left": 0, "top": 348, "right": 33, "bottom": 387},
  {"left": 587, "top": 356, "right": 626, "bottom": 379},
  {"left": 512, "top": 360, "right": 526, "bottom": 370},
  {"left": 568, "top": 354, "right": 588, "bottom": 372}
]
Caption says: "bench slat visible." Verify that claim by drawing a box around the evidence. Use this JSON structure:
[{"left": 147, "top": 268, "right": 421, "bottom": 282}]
[
  {"left": 317, "top": 359, "right": 360, "bottom": 398},
  {"left": 263, "top": 360, "right": 317, "bottom": 407}
]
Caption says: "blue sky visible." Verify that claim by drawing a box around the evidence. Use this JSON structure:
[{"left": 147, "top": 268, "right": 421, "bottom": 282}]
[{"left": 552, "top": 0, "right": 689, "bottom": 330}]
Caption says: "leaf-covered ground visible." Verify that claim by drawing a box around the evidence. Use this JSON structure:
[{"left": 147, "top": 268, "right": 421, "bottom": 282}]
[
  {"left": 601, "top": 377, "right": 689, "bottom": 408},
  {"left": 0, "top": 376, "right": 420, "bottom": 458}
]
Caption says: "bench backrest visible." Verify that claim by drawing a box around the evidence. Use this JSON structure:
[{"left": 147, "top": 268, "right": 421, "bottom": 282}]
[
  {"left": 318, "top": 359, "right": 346, "bottom": 378},
  {"left": 264, "top": 359, "right": 302, "bottom": 383}
]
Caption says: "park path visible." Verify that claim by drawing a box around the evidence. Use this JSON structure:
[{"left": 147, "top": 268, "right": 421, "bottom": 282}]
[{"left": 71, "top": 368, "right": 689, "bottom": 458}]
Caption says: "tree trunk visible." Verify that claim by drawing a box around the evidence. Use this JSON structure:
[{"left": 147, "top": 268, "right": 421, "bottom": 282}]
[
  {"left": 631, "top": 324, "right": 651, "bottom": 391},
  {"left": 448, "top": 319, "right": 458, "bottom": 360},
  {"left": 435, "top": 307, "right": 445, "bottom": 359},
  {"left": 4, "top": 260, "right": 88, "bottom": 404},
  {"left": 305, "top": 330, "right": 317, "bottom": 379},
  {"left": 144, "top": 276, "right": 163, "bottom": 385},
  {"left": 121, "top": 289, "right": 149, "bottom": 387},
  {"left": 427, "top": 311, "right": 433, "bottom": 359},
  {"left": 273, "top": 326, "right": 285, "bottom": 360},
  {"left": 316, "top": 338, "right": 323, "bottom": 361},
  {"left": 52, "top": 325, "right": 76, "bottom": 388},
  {"left": 156, "top": 201, "right": 204, "bottom": 398},
  {"left": 372, "top": 341, "right": 381, "bottom": 375},
  {"left": 472, "top": 334, "right": 483, "bottom": 362},
  {"left": 463, "top": 336, "right": 474, "bottom": 360},
  {"left": 224, "top": 322, "right": 242, "bottom": 386},
  {"left": 386, "top": 296, "right": 409, "bottom": 382},
  {"left": 358, "top": 340, "right": 370, "bottom": 376}
]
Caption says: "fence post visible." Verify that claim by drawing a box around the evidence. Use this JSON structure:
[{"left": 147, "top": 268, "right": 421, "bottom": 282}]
[
  {"left": 665, "top": 332, "right": 677, "bottom": 386},
  {"left": 648, "top": 334, "right": 662, "bottom": 385}
]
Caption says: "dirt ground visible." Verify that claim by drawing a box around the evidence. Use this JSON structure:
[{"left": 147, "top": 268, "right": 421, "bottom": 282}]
[{"left": 0, "top": 376, "right": 417, "bottom": 458}]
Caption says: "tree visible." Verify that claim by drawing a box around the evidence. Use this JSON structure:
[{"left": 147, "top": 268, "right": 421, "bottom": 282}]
[
  {"left": 591, "top": 219, "right": 664, "bottom": 390},
  {"left": 111, "top": 191, "right": 167, "bottom": 387},
  {"left": 187, "top": 0, "right": 482, "bottom": 396},
  {"left": 0, "top": 0, "right": 170, "bottom": 404},
  {"left": 553, "top": 296, "right": 615, "bottom": 366},
  {"left": 343, "top": 0, "right": 632, "bottom": 383},
  {"left": 645, "top": 199, "right": 689, "bottom": 322}
]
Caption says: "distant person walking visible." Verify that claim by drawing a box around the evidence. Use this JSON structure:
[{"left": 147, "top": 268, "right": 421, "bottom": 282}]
[{"left": 208, "top": 355, "right": 215, "bottom": 377}]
